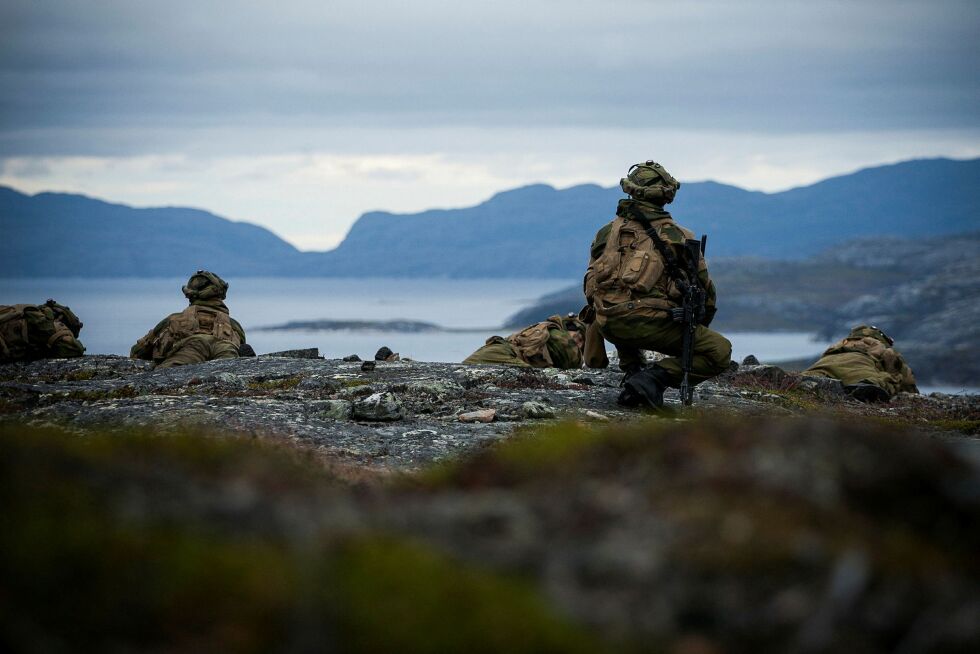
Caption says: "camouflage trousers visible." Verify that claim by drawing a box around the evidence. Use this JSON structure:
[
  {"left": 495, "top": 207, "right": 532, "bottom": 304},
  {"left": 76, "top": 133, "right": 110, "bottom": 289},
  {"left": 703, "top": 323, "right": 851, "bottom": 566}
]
[
  {"left": 157, "top": 335, "right": 240, "bottom": 368},
  {"left": 462, "top": 337, "right": 531, "bottom": 367},
  {"left": 599, "top": 314, "right": 732, "bottom": 386},
  {"left": 803, "top": 352, "right": 900, "bottom": 396}
]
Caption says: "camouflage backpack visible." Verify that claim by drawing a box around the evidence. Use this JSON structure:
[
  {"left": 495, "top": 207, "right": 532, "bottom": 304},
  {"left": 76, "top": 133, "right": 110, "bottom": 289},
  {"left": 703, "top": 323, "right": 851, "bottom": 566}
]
[
  {"left": 145, "top": 305, "right": 242, "bottom": 361},
  {"left": 507, "top": 316, "right": 565, "bottom": 368},
  {"left": 0, "top": 301, "right": 85, "bottom": 362}
]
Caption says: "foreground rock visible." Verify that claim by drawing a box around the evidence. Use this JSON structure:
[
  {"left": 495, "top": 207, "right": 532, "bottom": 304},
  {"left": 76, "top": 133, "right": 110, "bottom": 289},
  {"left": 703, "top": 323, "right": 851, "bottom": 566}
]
[{"left": 1, "top": 355, "right": 977, "bottom": 471}]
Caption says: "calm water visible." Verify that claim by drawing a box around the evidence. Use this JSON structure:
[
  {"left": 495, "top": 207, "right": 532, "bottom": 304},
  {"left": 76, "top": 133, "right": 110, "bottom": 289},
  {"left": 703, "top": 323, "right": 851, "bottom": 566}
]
[{"left": 2, "top": 277, "right": 970, "bottom": 393}]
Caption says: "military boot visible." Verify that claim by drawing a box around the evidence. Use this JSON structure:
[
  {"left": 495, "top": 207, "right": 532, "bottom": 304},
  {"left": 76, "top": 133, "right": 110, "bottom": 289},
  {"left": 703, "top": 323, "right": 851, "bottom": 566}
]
[
  {"left": 844, "top": 382, "right": 890, "bottom": 403},
  {"left": 618, "top": 366, "right": 672, "bottom": 410},
  {"left": 619, "top": 362, "right": 646, "bottom": 387}
]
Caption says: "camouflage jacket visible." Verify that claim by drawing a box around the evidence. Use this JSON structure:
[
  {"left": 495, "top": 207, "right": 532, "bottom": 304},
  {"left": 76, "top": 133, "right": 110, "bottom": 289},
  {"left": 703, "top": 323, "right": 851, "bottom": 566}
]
[
  {"left": 506, "top": 315, "right": 583, "bottom": 369},
  {"left": 808, "top": 331, "right": 918, "bottom": 395},
  {"left": 130, "top": 300, "right": 246, "bottom": 362},
  {"left": 584, "top": 200, "right": 717, "bottom": 324}
]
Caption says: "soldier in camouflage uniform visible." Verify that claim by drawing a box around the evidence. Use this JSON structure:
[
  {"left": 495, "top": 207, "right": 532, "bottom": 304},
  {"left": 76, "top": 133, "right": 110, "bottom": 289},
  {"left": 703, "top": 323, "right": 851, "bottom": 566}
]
[
  {"left": 463, "top": 314, "right": 585, "bottom": 369},
  {"left": 0, "top": 299, "right": 86, "bottom": 363},
  {"left": 583, "top": 161, "right": 732, "bottom": 409},
  {"left": 130, "top": 271, "right": 247, "bottom": 368},
  {"left": 803, "top": 325, "right": 918, "bottom": 402}
]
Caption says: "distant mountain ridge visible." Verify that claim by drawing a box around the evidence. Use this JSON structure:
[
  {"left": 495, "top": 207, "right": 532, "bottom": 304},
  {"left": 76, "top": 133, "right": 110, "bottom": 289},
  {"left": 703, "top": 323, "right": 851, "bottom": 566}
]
[{"left": 2, "top": 157, "right": 978, "bottom": 278}]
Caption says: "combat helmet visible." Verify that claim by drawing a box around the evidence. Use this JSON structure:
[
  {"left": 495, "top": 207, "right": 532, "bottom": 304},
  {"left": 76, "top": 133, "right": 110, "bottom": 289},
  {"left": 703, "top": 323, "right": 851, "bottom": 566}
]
[
  {"left": 182, "top": 270, "right": 229, "bottom": 302},
  {"left": 620, "top": 160, "right": 681, "bottom": 205},
  {"left": 848, "top": 324, "right": 894, "bottom": 346}
]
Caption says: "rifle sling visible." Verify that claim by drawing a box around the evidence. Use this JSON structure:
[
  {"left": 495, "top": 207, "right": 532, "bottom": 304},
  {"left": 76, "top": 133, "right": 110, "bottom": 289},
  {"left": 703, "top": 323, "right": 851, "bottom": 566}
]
[{"left": 628, "top": 207, "right": 692, "bottom": 288}]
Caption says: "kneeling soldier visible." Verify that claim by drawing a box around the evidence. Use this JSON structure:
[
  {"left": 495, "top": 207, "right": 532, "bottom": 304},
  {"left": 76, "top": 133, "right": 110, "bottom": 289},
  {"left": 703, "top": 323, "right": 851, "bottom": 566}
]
[
  {"left": 130, "top": 271, "right": 247, "bottom": 368},
  {"left": 583, "top": 160, "right": 732, "bottom": 409},
  {"left": 803, "top": 325, "right": 918, "bottom": 402},
  {"left": 464, "top": 314, "right": 585, "bottom": 369}
]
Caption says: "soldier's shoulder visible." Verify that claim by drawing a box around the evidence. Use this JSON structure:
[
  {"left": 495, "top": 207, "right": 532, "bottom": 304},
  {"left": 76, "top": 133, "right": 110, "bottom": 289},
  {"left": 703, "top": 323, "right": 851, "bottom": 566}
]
[
  {"left": 593, "top": 221, "right": 614, "bottom": 241},
  {"left": 658, "top": 221, "right": 688, "bottom": 243}
]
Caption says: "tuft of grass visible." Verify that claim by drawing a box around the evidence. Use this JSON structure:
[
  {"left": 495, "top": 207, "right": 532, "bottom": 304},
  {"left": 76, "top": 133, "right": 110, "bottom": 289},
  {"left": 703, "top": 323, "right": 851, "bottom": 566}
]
[
  {"left": 330, "top": 535, "right": 606, "bottom": 654},
  {"left": 65, "top": 369, "right": 98, "bottom": 381}
]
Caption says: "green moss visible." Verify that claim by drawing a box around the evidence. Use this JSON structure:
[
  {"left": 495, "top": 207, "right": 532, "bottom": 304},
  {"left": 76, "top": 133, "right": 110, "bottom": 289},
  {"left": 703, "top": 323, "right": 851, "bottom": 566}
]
[
  {"left": 329, "top": 535, "right": 606, "bottom": 654},
  {"left": 65, "top": 369, "right": 98, "bottom": 381},
  {"left": 246, "top": 375, "right": 303, "bottom": 391},
  {"left": 341, "top": 379, "right": 371, "bottom": 388},
  {"left": 928, "top": 418, "right": 980, "bottom": 435}
]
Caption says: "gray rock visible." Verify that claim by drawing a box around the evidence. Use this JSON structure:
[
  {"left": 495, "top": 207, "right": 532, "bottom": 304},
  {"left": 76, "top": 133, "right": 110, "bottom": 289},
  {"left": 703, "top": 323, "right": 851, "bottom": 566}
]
[
  {"left": 360, "top": 361, "right": 376, "bottom": 372},
  {"left": 342, "top": 354, "right": 361, "bottom": 362},
  {"left": 742, "top": 354, "right": 760, "bottom": 366},
  {"left": 521, "top": 401, "right": 556, "bottom": 419},
  {"left": 317, "top": 399, "right": 352, "bottom": 420},
  {"left": 352, "top": 392, "right": 403, "bottom": 422},
  {"left": 797, "top": 375, "right": 845, "bottom": 396}
]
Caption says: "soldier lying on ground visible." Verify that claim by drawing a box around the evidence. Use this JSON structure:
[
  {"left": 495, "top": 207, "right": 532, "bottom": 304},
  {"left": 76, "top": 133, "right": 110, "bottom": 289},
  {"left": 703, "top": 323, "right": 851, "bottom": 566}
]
[
  {"left": 130, "top": 271, "right": 249, "bottom": 368},
  {"left": 583, "top": 160, "right": 732, "bottom": 410},
  {"left": 0, "top": 299, "right": 86, "bottom": 363},
  {"left": 463, "top": 314, "right": 585, "bottom": 369},
  {"left": 802, "top": 325, "right": 918, "bottom": 402}
]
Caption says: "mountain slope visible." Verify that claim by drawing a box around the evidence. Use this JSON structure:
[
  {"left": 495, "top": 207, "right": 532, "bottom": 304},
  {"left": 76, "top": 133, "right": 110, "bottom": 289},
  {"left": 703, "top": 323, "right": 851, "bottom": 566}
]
[{"left": 0, "top": 187, "right": 299, "bottom": 277}]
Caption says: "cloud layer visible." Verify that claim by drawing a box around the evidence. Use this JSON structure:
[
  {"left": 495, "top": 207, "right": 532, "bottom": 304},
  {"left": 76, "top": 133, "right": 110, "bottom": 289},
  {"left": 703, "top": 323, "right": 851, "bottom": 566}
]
[{"left": 2, "top": 1, "right": 978, "bottom": 248}]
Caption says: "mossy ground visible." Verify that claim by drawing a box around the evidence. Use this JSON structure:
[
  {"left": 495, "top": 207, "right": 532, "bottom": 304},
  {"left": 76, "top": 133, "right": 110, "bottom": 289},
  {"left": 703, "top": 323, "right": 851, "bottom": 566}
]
[
  {"left": 0, "top": 423, "right": 605, "bottom": 654},
  {"left": 1, "top": 408, "right": 978, "bottom": 652}
]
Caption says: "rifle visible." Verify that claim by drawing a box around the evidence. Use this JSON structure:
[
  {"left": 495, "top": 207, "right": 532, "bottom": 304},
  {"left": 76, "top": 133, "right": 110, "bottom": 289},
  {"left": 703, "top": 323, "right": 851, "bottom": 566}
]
[{"left": 676, "top": 235, "right": 707, "bottom": 405}]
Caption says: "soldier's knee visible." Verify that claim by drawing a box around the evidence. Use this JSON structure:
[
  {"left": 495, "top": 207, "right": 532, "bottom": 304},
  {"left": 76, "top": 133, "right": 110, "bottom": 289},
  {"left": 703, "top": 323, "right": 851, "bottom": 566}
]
[{"left": 701, "top": 333, "right": 732, "bottom": 374}]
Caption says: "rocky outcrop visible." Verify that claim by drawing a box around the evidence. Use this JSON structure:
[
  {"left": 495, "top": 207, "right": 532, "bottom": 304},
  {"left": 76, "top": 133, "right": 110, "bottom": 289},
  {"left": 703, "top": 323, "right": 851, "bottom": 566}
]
[{"left": 2, "top": 355, "right": 977, "bottom": 471}]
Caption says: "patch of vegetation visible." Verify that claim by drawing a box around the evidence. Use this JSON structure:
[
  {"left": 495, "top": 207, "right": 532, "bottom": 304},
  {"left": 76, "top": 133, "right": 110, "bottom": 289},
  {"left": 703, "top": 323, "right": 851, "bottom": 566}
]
[
  {"left": 0, "top": 423, "right": 605, "bottom": 654},
  {"left": 928, "top": 419, "right": 980, "bottom": 435},
  {"left": 494, "top": 371, "right": 564, "bottom": 391},
  {"left": 341, "top": 379, "right": 371, "bottom": 388},
  {"left": 246, "top": 375, "right": 303, "bottom": 391}
]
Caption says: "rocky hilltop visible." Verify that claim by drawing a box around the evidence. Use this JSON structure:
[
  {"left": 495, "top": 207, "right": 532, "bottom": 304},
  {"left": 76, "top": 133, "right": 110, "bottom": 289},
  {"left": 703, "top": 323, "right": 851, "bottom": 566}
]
[
  {"left": 2, "top": 353, "right": 978, "bottom": 471},
  {"left": 2, "top": 354, "right": 979, "bottom": 652}
]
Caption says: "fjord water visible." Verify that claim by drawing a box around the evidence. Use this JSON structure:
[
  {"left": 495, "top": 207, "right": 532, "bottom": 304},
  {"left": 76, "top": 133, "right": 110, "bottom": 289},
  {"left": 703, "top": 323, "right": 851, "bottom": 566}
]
[{"left": 4, "top": 276, "right": 825, "bottom": 366}]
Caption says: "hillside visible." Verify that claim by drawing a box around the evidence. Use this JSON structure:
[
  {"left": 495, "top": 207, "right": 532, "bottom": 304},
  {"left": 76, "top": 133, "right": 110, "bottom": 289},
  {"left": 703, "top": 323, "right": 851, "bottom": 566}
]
[
  {"left": 0, "top": 186, "right": 299, "bottom": 277},
  {"left": 2, "top": 157, "right": 978, "bottom": 278}
]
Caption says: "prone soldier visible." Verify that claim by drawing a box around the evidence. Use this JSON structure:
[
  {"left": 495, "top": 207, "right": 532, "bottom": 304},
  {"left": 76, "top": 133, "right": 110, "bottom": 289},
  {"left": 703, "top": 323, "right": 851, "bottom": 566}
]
[
  {"left": 464, "top": 314, "right": 585, "bottom": 369},
  {"left": 130, "top": 271, "right": 248, "bottom": 368}
]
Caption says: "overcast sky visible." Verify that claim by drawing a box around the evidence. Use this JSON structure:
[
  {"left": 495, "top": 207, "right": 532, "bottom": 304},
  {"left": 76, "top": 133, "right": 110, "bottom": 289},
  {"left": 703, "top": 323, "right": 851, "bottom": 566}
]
[{"left": 2, "top": 0, "right": 978, "bottom": 249}]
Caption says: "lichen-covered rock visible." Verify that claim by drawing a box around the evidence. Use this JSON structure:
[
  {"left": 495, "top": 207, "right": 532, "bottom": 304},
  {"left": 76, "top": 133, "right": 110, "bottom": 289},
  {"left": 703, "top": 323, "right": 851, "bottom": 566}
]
[
  {"left": 316, "top": 399, "right": 352, "bottom": 420},
  {"left": 521, "top": 401, "right": 556, "bottom": 419},
  {"left": 352, "top": 392, "right": 403, "bottom": 422}
]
